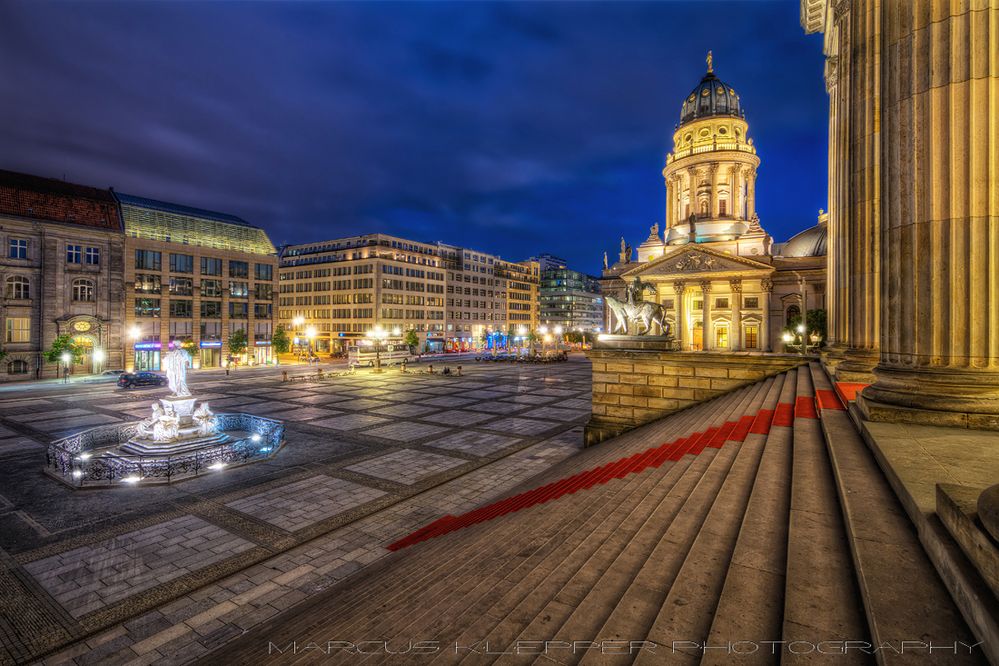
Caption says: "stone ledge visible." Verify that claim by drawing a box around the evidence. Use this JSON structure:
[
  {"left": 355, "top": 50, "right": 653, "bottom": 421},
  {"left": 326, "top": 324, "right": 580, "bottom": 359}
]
[
  {"left": 936, "top": 483, "right": 999, "bottom": 598},
  {"left": 583, "top": 350, "right": 807, "bottom": 446}
]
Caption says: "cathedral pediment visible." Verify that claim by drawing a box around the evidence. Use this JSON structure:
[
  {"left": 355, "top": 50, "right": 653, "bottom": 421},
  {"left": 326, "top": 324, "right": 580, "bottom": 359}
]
[{"left": 621, "top": 245, "right": 772, "bottom": 277}]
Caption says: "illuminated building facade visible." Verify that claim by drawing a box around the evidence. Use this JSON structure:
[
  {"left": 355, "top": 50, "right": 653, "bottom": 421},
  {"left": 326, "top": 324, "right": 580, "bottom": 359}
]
[
  {"left": 540, "top": 267, "right": 604, "bottom": 332},
  {"left": 602, "top": 57, "right": 826, "bottom": 351},
  {"left": 279, "top": 235, "right": 447, "bottom": 353},
  {"left": 0, "top": 170, "right": 126, "bottom": 380},
  {"left": 118, "top": 194, "right": 278, "bottom": 371},
  {"left": 499, "top": 258, "right": 540, "bottom": 334}
]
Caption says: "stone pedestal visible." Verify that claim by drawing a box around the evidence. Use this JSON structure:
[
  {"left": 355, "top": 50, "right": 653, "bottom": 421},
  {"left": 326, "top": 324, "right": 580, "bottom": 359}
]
[{"left": 161, "top": 396, "right": 197, "bottom": 421}]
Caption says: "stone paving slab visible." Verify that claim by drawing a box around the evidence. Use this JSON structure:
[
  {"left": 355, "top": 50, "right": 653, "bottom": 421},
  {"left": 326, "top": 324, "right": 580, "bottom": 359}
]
[
  {"left": 0, "top": 436, "right": 46, "bottom": 456},
  {"left": 519, "top": 405, "right": 590, "bottom": 422},
  {"left": 424, "top": 431, "right": 523, "bottom": 456},
  {"left": 6, "top": 408, "right": 93, "bottom": 422},
  {"left": 345, "top": 449, "right": 466, "bottom": 485},
  {"left": 225, "top": 475, "right": 387, "bottom": 533},
  {"left": 426, "top": 409, "right": 497, "bottom": 426},
  {"left": 501, "top": 394, "right": 559, "bottom": 405},
  {"left": 417, "top": 396, "right": 478, "bottom": 408},
  {"left": 23, "top": 515, "right": 254, "bottom": 618},
  {"left": 464, "top": 401, "right": 531, "bottom": 415},
  {"left": 370, "top": 403, "right": 442, "bottom": 417},
  {"left": 310, "top": 413, "right": 391, "bottom": 431},
  {"left": 264, "top": 407, "right": 342, "bottom": 422},
  {"left": 34, "top": 413, "right": 122, "bottom": 433},
  {"left": 363, "top": 421, "right": 450, "bottom": 443},
  {"left": 479, "top": 416, "right": 561, "bottom": 436},
  {"left": 330, "top": 398, "right": 394, "bottom": 411}
]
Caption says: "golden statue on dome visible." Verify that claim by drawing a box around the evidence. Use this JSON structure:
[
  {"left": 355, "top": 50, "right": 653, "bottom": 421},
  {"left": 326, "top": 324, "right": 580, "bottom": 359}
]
[{"left": 706, "top": 50, "right": 713, "bottom": 73}]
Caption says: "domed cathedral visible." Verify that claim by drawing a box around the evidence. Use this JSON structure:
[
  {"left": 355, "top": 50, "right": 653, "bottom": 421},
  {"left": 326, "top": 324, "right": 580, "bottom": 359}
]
[{"left": 601, "top": 53, "right": 826, "bottom": 353}]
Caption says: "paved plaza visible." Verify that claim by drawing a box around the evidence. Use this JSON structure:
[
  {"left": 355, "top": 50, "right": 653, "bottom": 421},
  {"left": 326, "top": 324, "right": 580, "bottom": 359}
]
[{"left": 0, "top": 357, "right": 591, "bottom": 665}]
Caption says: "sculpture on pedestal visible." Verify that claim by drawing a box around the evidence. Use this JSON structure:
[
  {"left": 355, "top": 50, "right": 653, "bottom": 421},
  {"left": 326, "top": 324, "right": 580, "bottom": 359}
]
[
  {"left": 163, "top": 347, "right": 192, "bottom": 397},
  {"left": 605, "top": 278, "right": 671, "bottom": 336}
]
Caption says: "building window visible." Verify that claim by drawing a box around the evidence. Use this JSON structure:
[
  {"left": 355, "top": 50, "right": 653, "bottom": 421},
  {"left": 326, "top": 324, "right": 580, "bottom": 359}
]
[
  {"left": 169, "top": 253, "right": 194, "bottom": 273},
  {"left": 254, "top": 263, "right": 273, "bottom": 281},
  {"left": 201, "top": 279, "right": 222, "bottom": 297},
  {"left": 85, "top": 247, "right": 100, "bottom": 265},
  {"left": 719, "top": 199, "right": 727, "bottom": 216},
  {"left": 201, "top": 301, "right": 223, "bottom": 318},
  {"left": 230, "top": 281, "right": 248, "bottom": 298},
  {"left": 662, "top": 299, "right": 674, "bottom": 310},
  {"left": 135, "top": 274, "right": 161, "bottom": 294},
  {"left": 5, "top": 276, "right": 29, "bottom": 300},
  {"left": 169, "top": 277, "right": 193, "bottom": 296},
  {"left": 744, "top": 296, "right": 759, "bottom": 309},
  {"left": 744, "top": 325, "right": 759, "bottom": 349},
  {"left": 169, "top": 300, "right": 193, "bottom": 318},
  {"left": 715, "top": 325, "right": 729, "bottom": 348},
  {"left": 66, "top": 245, "right": 82, "bottom": 264},
  {"left": 72, "top": 278, "right": 95, "bottom": 302},
  {"left": 134, "top": 298, "right": 161, "bottom": 317},
  {"left": 169, "top": 321, "right": 193, "bottom": 342},
  {"left": 7, "top": 359, "right": 28, "bottom": 375},
  {"left": 8, "top": 239, "right": 27, "bottom": 259},
  {"left": 715, "top": 297, "right": 729, "bottom": 309},
  {"left": 201, "top": 257, "right": 222, "bottom": 276},
  {"left": 254, "top": 283, "right": 273, "bottom": 300},
  {"left": 135, "top": 249, "right": 161, "bottom": 271},
  {"left": 201, "top": 320, "right": 222, "bottom": 339},
  {"left": 700, "top": 200, "right": 709, "bottom": 215},
  {"left": 693, "top": 299, "right": 703, "bottom": 310},
  {"left": 229, "top": 302, "right": 249, "bottom": 319},
  {"left": 5, "top": 317, "right": 30, "bottom": 343},
  {"left": 254, "top": 303, "right": 271, "bottom": 319},
  {"left": 786, "top": 304, "right": 801, "bottom": 326},
  {"left": 229, "top": 261, "right": 249, "bottom": 278}
]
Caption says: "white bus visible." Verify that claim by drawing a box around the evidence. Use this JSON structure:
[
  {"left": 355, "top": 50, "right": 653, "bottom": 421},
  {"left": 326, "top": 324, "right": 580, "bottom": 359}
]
[{"left": 347, "top": 343, "right": 414, "bottom": 367}]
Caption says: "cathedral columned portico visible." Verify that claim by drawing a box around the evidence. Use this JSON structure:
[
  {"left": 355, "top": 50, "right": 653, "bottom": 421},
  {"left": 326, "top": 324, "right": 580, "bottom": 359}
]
[{"left": 602, "top": 57, "right": 826, "bottom": 353}]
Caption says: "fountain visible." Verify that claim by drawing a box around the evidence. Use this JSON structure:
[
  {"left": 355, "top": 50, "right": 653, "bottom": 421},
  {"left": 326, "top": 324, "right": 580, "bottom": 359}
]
[{"left": 45, "top": 348, "right": 285, "bottom": 488}]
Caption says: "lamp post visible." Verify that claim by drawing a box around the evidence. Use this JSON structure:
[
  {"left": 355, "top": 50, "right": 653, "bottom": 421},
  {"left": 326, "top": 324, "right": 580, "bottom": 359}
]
[
  {"left": 366, "top": 325, "right": 388, "bottom": 372},
  {"left": 782, "top": 323, "right": 818, "bottom": 355},
  {"left": 305, "top": 325, "right": 317, "bottom": 362},
  {"left": 60, "top": 351, "right": 71, "bottom": 384},
  {"left": 292, "top": 316, "right": 305, "bottom": 359},
  {"left": 93, "top": 347, "right": 105, "bottom": 375}
]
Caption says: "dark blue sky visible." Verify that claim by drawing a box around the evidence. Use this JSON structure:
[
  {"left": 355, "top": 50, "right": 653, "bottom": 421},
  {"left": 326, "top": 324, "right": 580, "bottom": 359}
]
[{"left": 0, "top": 1, "right": 827, "bottom": 274}]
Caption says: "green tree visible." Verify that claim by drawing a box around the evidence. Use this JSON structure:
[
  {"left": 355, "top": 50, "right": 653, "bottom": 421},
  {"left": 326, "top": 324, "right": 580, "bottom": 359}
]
[
  {"left": 403, "top": 329, "right": 420, "bottom": 353},
  {"left": 228, "top": 329, "right": 248, "bottom": 357},
  {"left": 271, "top": 325, "right": 291, "bottom": 356},
  {"left": 784, "top": 309, "right": 827, "bottom": 343},
  {"left": 44, "top": 334, "right": 84, "bottom": 365}
]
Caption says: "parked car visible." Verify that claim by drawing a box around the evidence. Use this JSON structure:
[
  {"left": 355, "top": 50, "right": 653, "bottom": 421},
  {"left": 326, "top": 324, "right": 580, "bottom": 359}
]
[{"left": 117, "top": 372, "right": 168, "bottom": 389}]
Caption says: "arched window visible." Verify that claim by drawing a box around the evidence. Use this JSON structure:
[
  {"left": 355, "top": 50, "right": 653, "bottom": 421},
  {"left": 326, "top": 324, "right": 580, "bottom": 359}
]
[
  {"left": 5, "top": 276, "right": 29, "bottom": 300},
  {"left": 786, "top": 304, "right": 801, "bottom": 326},
  {"left": 700, "top": 200, "right": 709, "bottom": 215},
  {"left": 72, "top": 278, "right": 95, "bottom": 302},
  {"left": 719, "top": 199, "right": 727, "bottom": 216},
  {"left": 7, "top": 360, "right": 28, "bottom": 375}
]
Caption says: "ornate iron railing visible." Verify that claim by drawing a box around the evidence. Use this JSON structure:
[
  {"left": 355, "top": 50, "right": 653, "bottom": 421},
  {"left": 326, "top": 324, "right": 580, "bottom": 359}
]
[{"left": 45, "top": 413, "right": 285, "bottom": 488}]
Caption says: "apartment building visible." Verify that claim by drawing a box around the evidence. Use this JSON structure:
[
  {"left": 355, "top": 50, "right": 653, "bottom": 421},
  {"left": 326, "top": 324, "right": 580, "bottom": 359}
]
[
  {"left": 118, "top": 194, "right": 278, "bottom": 371},
  {"left": 540, "top": 266, "right": 605, "bottom": 332},
  {"left": 278, "top": 234, "right": 446, "bottom": 353},
  {"left": 498, "top": 259, "right": 540, "bottom": 334},
  {"left": 439, "top": 243, "right": 510, "bottom": 352},
  {"left": 0, "top": 170, "right": 126, "bottom": 380}
]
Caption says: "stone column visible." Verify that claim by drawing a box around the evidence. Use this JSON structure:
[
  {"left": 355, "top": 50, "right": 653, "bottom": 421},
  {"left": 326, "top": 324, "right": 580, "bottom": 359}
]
[
  {"left": 709, "top": 163, "right": 720, "bottom": 218},
  {"left": 673, "top": 280, "right": 686, "bottom": 349},
  {"left": 746, "top": 168, "right": 757, "bottom": 219},
  {"left": 858, "top": 0, "right": 999, "bottom": 429},
  {"left": 665, "top": 175, "right": 675, "bottom": 228},
  {"left": 761, "top": 277, "right": 773, "bottom": 352},
  {"left": 700, "top": 280, "right": 712, "bottom": 351},
  {"left": 730, "top": 279, "right": 743, "bottom": 351}
]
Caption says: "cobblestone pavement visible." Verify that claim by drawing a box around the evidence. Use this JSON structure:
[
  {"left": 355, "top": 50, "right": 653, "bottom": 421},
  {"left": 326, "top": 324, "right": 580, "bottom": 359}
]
[{"left": 0, "top": 356, "right": 591, "bottom": 665}]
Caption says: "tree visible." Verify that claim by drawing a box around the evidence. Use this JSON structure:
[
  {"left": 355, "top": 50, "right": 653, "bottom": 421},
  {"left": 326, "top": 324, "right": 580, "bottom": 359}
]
[
  {"left": 271, "top": 325, "right": 291, "bottom": 356},
  {"left": 44, "top": 334, "right": 83, "bottom": 365},
  {"left": 228, "top": 329, "right": 248, "bottom": 358},
  {"left": 179, "top": 339, "right": 197, "bottom": 356},
  {"left": 403, "top": 329, "right": 420, "bottom": 353},
  {"left": 784, "top": 308, "right": 828, "bottom": 343}
]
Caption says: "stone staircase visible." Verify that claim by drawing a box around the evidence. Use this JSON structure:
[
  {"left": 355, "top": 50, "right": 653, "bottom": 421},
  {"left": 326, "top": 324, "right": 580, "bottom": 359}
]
[{"left": 203, "top": 364, "right": 986, "bottom": 665}]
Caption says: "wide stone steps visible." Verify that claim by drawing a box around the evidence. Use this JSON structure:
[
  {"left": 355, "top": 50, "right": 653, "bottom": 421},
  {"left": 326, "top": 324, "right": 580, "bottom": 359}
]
[{"left": 201, "top": 365, "right": 984, "bottom": 666}]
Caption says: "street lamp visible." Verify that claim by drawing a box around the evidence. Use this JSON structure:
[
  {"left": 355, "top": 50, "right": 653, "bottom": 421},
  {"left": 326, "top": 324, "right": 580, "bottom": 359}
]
[
  {"left": 60, "top": 351, "right": 71, "bottom": 384},
  {"left": 306, "top": 326, "right": 317, "bottom": 358},
  {"left": 366, "top": 325, "right": 389, "bottom": 372},
  {"left": 93, "top": 347, "right": 106, "bottom": 375}
]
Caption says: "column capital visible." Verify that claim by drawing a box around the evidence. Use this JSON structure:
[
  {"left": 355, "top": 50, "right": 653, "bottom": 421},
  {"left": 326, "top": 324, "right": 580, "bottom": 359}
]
[
  {"left": 672, "top": 280, "right": 686, "bottom": 294},
  {"left": 729, "top": 279, "right": 743, "bottom": 293},
  {"left": 761, "top": 277, "right": 774, "bottom": 293},
  {"left": 699, "top": 280, "right": 712, "bottom": 293}
]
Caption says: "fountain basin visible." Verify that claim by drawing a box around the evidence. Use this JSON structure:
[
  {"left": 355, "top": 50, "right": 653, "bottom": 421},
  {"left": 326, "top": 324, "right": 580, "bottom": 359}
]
[{"left": 45, "top": 413, "right": 285, "bottom": 488}]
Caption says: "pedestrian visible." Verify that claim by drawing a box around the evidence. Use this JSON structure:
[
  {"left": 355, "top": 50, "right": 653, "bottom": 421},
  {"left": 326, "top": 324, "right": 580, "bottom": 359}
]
[{"left": 457, "top": 365, "right": 462, "bottom": 376}]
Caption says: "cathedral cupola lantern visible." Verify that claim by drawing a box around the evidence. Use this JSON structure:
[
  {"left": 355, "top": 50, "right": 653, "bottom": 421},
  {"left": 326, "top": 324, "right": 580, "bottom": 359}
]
[{"left": 662, "top": 52, "right": 765, "bottom": 250}]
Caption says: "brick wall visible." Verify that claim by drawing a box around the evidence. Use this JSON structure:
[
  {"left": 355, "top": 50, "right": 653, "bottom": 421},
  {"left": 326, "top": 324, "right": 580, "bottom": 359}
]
[{"left": 585, "top": 349, "right": 806, "bottom": 446}]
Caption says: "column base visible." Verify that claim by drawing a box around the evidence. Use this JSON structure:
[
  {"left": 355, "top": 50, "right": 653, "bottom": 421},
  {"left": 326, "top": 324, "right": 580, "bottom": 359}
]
[
  {"left": 835, "top": 348, "right": 879, "bottom": 383},
  {"left": 857, "top": 364, "right": 999, "bottom": 430},
  {"left": 819, "top": 342, "right": 849, "bottom": 377}
]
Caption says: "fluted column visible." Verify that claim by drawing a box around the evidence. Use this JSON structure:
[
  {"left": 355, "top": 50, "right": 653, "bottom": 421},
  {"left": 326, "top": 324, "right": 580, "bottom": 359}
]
[
  {"left": 709, "top": 163, "right": 720, "bottom": 218},
  {"left": 730, "top": 279, "right": 743, "bottom": 351},
  {"left": 700, "top": 280, "right": 712, "bottom": 351},
  {"left": 673, "top": 280, "right": 686, "bottom": 349},
  {"left": 859, "top": 0, "right": 999, "bottom": 428},
  {"left": 665, "top": 175, "right": 675, "bottom": 227},
  {"left": 761, "top": 277, "right": 773, "bottom": 352}
]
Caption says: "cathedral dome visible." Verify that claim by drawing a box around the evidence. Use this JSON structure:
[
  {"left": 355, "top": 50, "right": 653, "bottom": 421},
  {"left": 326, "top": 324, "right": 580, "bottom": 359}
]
[
  {"left": 680, "top": 71, "right": 744, "bottom": 125},
  {"left": 780, "top": 221, "right": 827, "bottom": 257}
]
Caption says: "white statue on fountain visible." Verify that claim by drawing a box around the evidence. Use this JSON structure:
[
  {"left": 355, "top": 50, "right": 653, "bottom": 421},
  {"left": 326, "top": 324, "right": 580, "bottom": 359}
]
[
  {"left": 193, "top": 403, "right": 217, "bottom": 436},
  {"left": 163, "top": 347, "right": 192, "bottom": 397},
  {"left": 153, "top": 403, "right": 180, "bottom": 441}
]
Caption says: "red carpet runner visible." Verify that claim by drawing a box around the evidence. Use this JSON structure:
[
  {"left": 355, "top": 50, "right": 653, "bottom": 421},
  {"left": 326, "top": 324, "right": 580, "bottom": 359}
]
[{"left": 387, "top": 398, "right": 818, "bottom": 552}]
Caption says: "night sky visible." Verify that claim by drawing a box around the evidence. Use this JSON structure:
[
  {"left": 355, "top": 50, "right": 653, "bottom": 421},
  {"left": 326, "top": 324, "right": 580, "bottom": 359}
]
[{"left": 1, "top": 1, "right": 827, "bottom": 274}]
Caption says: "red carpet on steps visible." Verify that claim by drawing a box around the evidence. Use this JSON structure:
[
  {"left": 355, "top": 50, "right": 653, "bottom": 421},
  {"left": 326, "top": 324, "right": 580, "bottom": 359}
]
[
  {"left": 834, "top": 381, "right": 869, "bottom": 405},
  {"left": 387, "top": 397, "right": 819, "bottom": 552}
]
